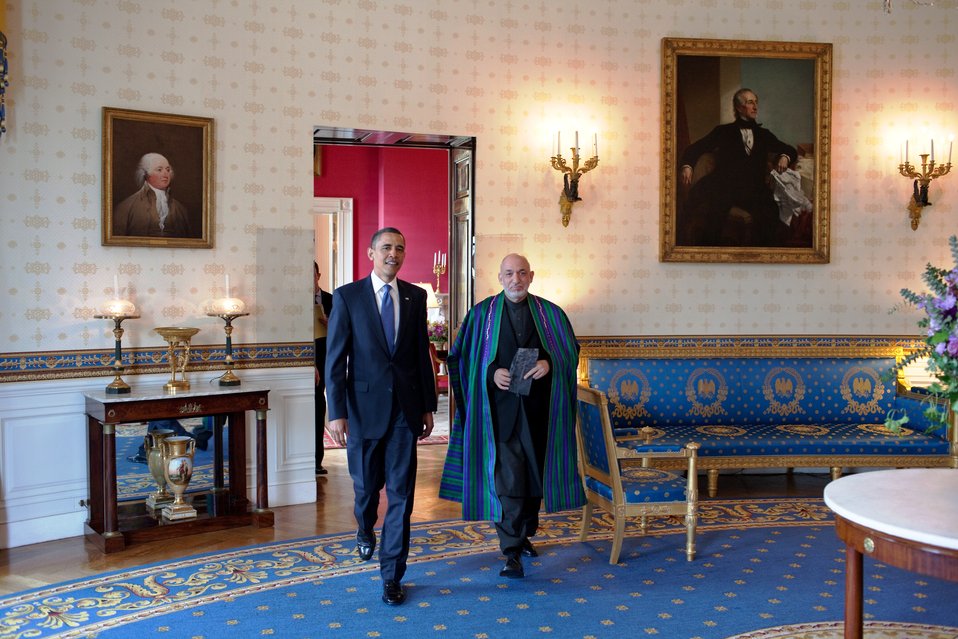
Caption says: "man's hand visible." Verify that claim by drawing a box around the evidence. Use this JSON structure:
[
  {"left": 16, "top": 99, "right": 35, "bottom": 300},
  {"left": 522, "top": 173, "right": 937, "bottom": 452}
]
[
  {"left": 680, "top": 165, "right": 693, "bottom": 186},
  {"left": 775, "top": 154, "right": 790, "bottom": 173},
  {"left": 326, "top": 418, "right": 348, "bottom": 447},
  {"left": 523, "top": 359, "right": 550, "bottom": 380},
  {"left": 493, "top": 367, "right": 511, "bottom": 390},
  {"left": 420, "top": 412, "right": 435, "bottom": 440}
]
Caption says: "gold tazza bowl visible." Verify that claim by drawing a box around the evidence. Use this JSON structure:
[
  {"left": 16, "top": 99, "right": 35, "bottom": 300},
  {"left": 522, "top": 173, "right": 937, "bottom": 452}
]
[
  {"left": 154, "top": 327, "right": 201, "bottom": 393},
  {"left": 153, "top": 326, "right": 201, "bottom": 343}
]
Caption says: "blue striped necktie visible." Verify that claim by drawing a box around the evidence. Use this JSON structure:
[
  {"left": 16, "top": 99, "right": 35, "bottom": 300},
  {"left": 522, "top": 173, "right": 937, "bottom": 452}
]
[{"left": 381, "top": 284, "right": 395, "bottom": 353}]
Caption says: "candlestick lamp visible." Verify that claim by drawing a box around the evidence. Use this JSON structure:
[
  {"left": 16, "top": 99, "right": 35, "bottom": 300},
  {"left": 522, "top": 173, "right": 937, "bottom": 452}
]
[
  {"left": 206, "top": 296, "right": 249, "bottom": 386},
  {"left": 94, "top": 297, "right": 139, "bottom": 394}
]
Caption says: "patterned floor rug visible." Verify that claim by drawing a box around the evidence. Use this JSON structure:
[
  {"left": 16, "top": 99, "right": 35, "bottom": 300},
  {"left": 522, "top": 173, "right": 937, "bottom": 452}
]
[{"left": 1, "top": 498, "right": 956, "bottom": 639}]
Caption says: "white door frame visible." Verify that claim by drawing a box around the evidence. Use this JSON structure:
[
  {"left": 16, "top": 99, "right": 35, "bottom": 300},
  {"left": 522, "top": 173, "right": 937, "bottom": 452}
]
[{"left": 311, "top": 197, "right": 353, "bottom": 288}]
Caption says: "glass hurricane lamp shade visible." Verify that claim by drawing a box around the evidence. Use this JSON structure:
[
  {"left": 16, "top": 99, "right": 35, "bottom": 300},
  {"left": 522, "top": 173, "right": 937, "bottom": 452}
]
[
  {"left": 100, "top": 298, "right": 138, "bottom": 317},
  {"left": 206, "top": 297, "right": 247, "bottom": 315}
]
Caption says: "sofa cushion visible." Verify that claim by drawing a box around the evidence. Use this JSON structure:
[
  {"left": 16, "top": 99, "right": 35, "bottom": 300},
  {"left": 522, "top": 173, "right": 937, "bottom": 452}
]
[
  {"left": 588, "top": 357, "right": 897, "bottom": 428},
  {"left": 615, "top": 421, "right": 951, "bottom": 457}
]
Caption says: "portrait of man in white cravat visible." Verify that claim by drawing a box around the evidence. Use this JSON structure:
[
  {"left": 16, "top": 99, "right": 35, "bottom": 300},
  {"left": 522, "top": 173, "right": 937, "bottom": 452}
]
[
  {"left": 112, "top": 153, "right": 193, "bottom": 238},
  {"left": 102, "top": 108, "right": 213, "bottom": 248}
]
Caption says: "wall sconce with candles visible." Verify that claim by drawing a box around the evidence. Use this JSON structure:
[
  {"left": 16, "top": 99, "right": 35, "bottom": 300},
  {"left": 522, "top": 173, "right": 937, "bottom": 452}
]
[
  {"left": 93, "top": 275, "right": 140, "bottom": 394},
  {"left": 205, "top": 273, "right": 249, "bottom": 386},
  {"left": 899, "top": 137, "right": 953, "bottom": 230},
  {"left": 432, "top": 251, "right": 446, "bottom": 294},
  {"left": 550, "top": 131, "right": 599, "bottom": 227}
]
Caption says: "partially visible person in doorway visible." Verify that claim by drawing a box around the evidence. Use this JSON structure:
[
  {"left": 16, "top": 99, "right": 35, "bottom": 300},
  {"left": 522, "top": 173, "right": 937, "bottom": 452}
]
[{"left": 314, "top": 261, "right": 333, "bottom": 476}]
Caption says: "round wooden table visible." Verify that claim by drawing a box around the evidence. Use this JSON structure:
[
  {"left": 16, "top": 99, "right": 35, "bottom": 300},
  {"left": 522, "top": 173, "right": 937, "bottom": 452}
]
[{"left": 823, "top": 468, "right": 958, "bottom": 639}]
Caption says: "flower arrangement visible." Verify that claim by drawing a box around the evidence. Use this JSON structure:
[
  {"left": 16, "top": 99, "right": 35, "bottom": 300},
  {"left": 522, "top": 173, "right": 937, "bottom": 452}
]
[
  {"left": 885, "top": 235, "right": 958, "bottom": 432},
  {"left": 427, "top": 319, "right": 448, "bottom": 344}
]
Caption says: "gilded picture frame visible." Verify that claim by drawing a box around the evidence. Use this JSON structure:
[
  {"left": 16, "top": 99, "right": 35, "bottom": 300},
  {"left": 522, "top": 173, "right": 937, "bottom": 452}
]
[
  {"left": 660, "top": 38, "right": 832, "bottom": 264},
  {"left": 102, "top": 107, "right": 214, "bottom": 248}
]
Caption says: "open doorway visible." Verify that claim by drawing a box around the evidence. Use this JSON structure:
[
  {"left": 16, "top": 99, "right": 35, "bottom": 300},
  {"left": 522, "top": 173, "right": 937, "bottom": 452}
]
[{"left": 311, "top": 127, "right": 476, "bottom": 466}]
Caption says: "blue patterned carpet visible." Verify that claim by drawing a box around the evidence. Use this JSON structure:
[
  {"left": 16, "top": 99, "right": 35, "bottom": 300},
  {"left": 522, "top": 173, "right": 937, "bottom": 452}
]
[{"left": 2, "top": 498, "right": 956, "bottom": 639}]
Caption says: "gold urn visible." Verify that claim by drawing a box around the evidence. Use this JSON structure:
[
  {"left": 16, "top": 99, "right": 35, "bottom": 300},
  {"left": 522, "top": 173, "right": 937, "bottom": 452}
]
[
  {"left": 144, "top": 428, "right": 176, "bottom": 510},
  {"left": 160, "top": 435, "right": 197, "bottom": 521}
]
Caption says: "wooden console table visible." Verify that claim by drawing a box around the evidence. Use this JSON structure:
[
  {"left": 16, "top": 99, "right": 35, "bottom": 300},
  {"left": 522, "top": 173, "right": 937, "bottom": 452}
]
[
  {"left": 824, "top": 468, "right": 958, "bottom": 639},
  {"left": 83, "top": 386, "right": 272, "bottom": 553}
]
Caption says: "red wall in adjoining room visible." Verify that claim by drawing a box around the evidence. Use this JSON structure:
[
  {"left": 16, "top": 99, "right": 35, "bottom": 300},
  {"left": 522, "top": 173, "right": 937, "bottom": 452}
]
[
  {"left": 313, "top": 144, "right": 449, "bottom": 292},
  {"left": 379, "top": 147, "right": 449, "bottom": 291}
]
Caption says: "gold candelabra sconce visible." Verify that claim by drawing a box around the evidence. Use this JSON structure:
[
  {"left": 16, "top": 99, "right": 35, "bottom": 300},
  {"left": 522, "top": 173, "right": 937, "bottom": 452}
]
[
  {"left": 898, "top": 138, "right": 952, "bottom": 230},
  {"left": 432, "top": 251, "right": 446, "bottom": 294},
  {"left": 550, "top": 131, "right": 599, "bottom": 227}
]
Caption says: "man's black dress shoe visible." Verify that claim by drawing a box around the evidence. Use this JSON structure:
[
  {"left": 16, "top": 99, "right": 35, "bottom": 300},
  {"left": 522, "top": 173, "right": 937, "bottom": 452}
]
[
  {"left": 520, "top": 539, "right": 538, "bottom": 557},
  {"left": 499, "top": 553, "right": 524, "bottom": 578},
  {"left": 356, "top": 532, "right": 376, "bottom": 561},
  {"left": 315, "top": 467, "right": 328, "bottom": 476},
  {"left": 382, "top": 580, "right": 406, "bottom": 605}
]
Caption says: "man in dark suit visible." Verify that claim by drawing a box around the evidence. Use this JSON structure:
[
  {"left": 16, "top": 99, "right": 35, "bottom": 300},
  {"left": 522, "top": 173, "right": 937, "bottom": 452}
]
[
  {"left": 678, "top": 88, "right": 797, "bottom": 246},
  {"left": 314, "top": 261, "right": 333, "bottom": 475},
  {"left": 325, "top": 227, "right": 436, "bottom": 606}
]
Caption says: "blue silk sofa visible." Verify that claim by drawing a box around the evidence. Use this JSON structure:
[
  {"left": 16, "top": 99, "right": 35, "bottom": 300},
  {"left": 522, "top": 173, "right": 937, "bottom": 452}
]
[{"left": 580, "top": 336, "right": 958, "bottom": 497}]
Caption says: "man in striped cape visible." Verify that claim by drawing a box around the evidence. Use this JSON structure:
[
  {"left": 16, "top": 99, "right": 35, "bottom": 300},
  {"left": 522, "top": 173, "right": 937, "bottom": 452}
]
[{"left": 439, "top": 253, "right": 584, "bottom": 578}]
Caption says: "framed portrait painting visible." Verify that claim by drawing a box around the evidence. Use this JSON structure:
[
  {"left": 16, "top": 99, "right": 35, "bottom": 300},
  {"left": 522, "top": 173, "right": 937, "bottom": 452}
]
[
  {"left": 660, "top": 38, "right": 832, "bottom": 264},
  {"left": 102, "top": 107, "right": 214, "bottom": 248}
]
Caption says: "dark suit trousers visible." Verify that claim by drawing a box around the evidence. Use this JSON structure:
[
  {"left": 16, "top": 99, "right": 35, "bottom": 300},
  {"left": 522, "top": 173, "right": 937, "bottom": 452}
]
[
  {"left": 494, "top": 409, "right": 543, "bottom": 556},
  {"left": 315, "top": 337, "right": 327, "bottom": 470},
  {"left": 346, "top": 405, "right": 418, "bottom": 583}
]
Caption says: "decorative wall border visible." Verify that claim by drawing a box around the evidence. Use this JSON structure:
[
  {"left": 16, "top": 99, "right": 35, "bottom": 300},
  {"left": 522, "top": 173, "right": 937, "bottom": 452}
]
[
  {"left": 0, "top": 342, "right": 312, "bottom": 383},
  {"left": 1, "top": 335, "right": 927, "bottom": 384},
  {"left": 577, "top": 335, "right": 925, "bottom": 360}
]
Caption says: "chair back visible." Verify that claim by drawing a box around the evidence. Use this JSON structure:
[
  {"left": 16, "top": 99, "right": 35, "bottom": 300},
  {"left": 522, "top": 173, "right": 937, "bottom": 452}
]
[{"left": 576, "top": 384, "right": 622, "bottom": 495}]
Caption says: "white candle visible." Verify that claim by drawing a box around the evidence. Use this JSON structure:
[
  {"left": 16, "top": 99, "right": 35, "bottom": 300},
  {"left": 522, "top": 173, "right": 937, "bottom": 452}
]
[
  {"left": 557, "top": 131, "right": 561, "bottom": 155},
  {"left": 575, "top": 130, "right": 579, "bottom": 153},
  {"left": 593, "top": 133, "right": 598, "bottom": 158},
  {"left": 900, "top": 142, "right": 903, "bottom": 164},
  {"left": 113, "top": 274, "right": 119, "bottom": 298},
  {"left": 931, "top": 138, "right": 934, "bottom": 162},
  {"left": 905, "top": 140, "right": 909, "bottom": 164},
  {"left": 442, "top": 252, "right": 446, "bottom": 268},
  {"left": 225, "top": 273, "right": 230, "bottom": 297},
  {"left": 949, "top": 139, "right": 953, "bottom": 164}
]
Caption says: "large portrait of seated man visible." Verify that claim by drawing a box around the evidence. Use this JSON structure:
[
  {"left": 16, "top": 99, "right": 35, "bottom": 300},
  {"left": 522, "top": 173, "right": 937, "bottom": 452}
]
[{"left": 660, "top": 38, "right": 832, "bottom": 264}]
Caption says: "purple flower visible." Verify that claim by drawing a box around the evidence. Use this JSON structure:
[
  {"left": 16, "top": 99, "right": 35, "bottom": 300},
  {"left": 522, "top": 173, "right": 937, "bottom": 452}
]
[{"left": 934, "top": 293, "right": 957, "bottom": 312}]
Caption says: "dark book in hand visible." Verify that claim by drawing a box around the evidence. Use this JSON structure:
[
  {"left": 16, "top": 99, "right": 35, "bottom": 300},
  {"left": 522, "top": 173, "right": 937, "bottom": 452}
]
[{"left": 508, "top": 348, "right": 538, "bottom": 396}]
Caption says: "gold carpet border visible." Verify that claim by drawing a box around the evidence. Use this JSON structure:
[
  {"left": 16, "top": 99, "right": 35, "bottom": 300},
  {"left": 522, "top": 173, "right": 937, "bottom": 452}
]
[{"left": 0, "top": 498, "right": 832, "bottom": 639}]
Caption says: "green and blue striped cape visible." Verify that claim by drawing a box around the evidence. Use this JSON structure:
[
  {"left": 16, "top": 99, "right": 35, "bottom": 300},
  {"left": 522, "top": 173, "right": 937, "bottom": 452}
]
[{"left": 438, "top": 292, "right": 586, "bottom": 520}]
